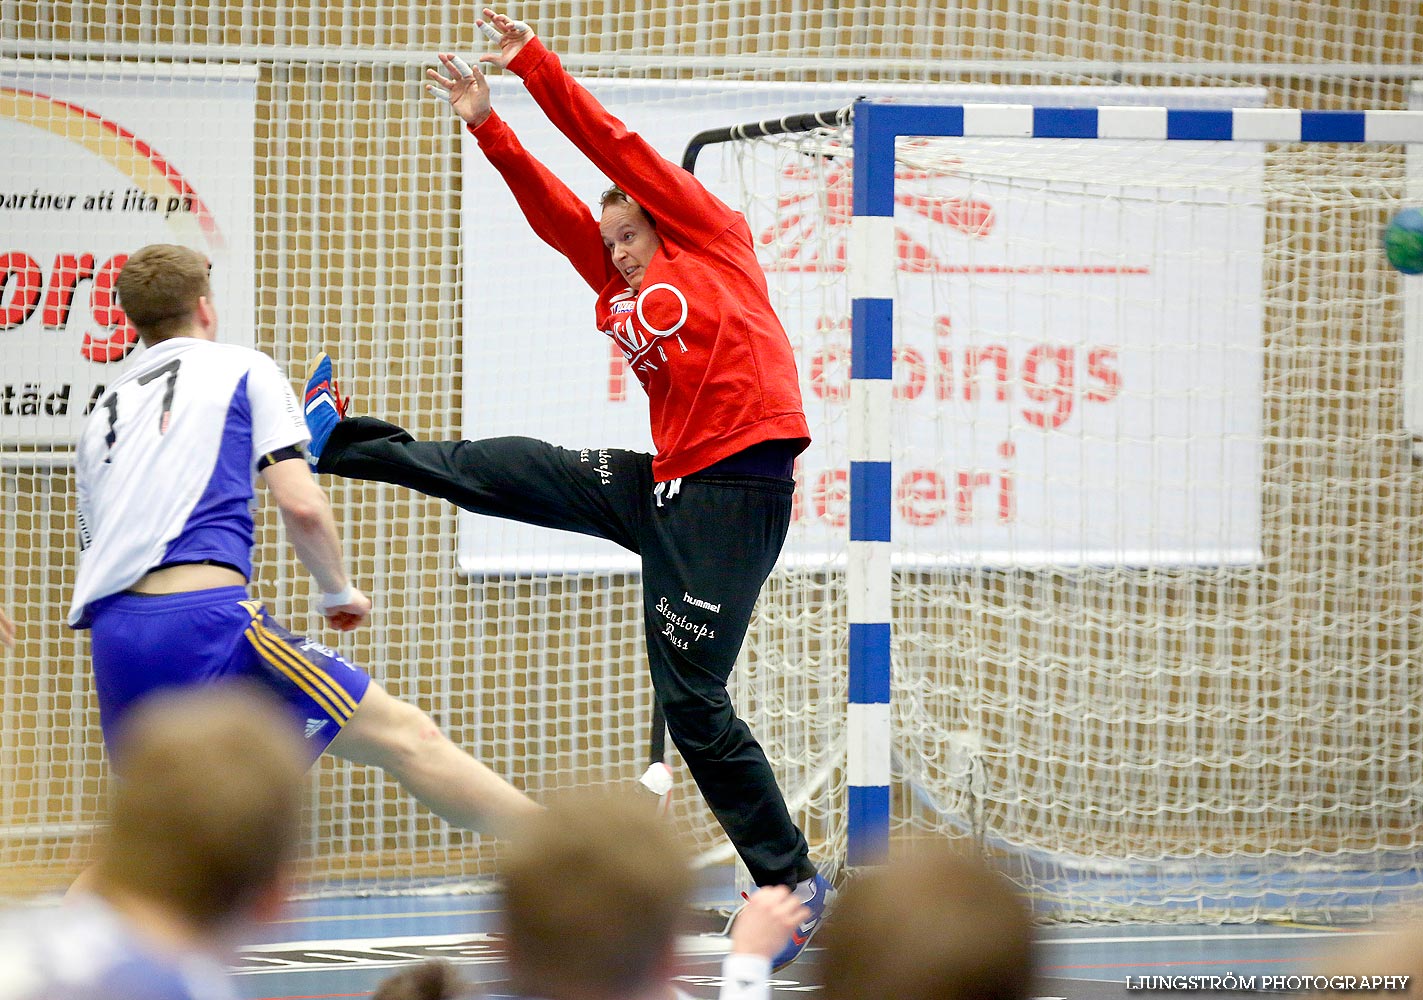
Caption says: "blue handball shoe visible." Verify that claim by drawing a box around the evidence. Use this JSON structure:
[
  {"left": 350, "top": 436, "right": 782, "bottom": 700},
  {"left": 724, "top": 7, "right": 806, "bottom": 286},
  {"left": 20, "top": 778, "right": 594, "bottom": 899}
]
[
  {"left": 745, "top": 871, "right": 829, "bottom": 973},
  {"left": 302, "top": 352, "right": 347, "bottom": 470}
]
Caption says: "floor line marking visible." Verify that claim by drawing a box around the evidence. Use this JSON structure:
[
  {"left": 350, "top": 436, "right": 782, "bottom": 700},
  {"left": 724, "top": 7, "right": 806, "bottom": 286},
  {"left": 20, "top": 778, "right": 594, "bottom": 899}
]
[
  {"left": 275, "top": 906, "right": 500, "bottom": 925},
  {"left": 1037, "top": 930, "right": 1377, "bottom": 946},
  {"left": 232, "top": 931, "right": 733, "bottom": 977},
  {"left": 1050, "top": 956, "right": 1305, "bottom": 972}
]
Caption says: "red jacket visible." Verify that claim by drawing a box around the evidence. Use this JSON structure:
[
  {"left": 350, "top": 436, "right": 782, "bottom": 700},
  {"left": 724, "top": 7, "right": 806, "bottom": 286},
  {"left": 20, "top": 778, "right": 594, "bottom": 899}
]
[{"left": 470, "top": 36, "right": 810, "bottom": 481}]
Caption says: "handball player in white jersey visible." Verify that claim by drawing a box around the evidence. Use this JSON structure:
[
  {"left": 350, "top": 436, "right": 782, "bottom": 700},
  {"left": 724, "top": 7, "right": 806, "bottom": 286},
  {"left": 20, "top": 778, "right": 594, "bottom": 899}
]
[{"left": 68, "top": 244, "right": 535, "bottom": 833}]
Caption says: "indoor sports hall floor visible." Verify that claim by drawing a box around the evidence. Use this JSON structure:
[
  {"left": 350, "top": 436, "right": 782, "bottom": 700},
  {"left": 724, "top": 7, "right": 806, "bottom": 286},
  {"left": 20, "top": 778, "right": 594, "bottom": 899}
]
[{"left": 230, "top": 877, "right": 1386, "bottom": 1000}]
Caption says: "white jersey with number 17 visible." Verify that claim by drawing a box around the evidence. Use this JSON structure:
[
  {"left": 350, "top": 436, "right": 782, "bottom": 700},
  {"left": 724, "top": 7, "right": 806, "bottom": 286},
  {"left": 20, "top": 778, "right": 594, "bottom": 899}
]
[{"left": 68, "top": 337, "right": 309, "bottom": 628}]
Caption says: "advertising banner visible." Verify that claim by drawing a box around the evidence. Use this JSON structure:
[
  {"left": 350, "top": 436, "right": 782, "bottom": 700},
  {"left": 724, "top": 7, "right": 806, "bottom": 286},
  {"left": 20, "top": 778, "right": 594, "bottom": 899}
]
[
  {"left": 1, "top": 62, "right": 256, "bottom": 447},
  {"left": 459, "top": 81, "right": 1264, "bottom": 570}
]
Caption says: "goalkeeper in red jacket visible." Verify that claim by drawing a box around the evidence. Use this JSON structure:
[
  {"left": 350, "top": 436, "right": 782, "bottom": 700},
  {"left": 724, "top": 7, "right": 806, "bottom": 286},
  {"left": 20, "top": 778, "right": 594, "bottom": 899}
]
[{"left": 304, "top": 8, "right": 828, "bottom": 970}]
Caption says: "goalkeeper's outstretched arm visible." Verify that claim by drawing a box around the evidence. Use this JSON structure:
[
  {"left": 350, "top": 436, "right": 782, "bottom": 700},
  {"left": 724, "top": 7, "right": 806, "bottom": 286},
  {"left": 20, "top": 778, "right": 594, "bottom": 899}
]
[
  {"left": 425, "top": 43, "right": 613, "bottom": 292},
  {"left": 469, "top": 7, "right": 739, "bottom": 251}
]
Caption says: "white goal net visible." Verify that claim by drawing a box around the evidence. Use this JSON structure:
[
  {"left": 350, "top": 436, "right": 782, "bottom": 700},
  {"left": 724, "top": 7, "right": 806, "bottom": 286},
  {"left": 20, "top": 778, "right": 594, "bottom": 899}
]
[{"left": 713, "top": 113, "right": 1423, "bottom": 919}]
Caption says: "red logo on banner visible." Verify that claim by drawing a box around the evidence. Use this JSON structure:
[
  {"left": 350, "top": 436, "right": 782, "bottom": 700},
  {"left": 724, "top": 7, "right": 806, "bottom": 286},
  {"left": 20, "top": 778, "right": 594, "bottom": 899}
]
[
  {"left": 755, "top": 157, "right": 995, "bottom": 273},
  {"left": 0, "top": 251, "right": 137, "bottom": 363}
]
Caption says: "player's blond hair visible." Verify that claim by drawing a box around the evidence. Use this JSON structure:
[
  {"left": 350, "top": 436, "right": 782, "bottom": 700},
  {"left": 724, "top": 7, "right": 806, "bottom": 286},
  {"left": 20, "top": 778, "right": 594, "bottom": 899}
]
[
  {"left": 372, "top": 959, "right": 475, "bottom": 1000},
  {"left": 115, "top": 243, "right": 212, "bottom": 345},
  {"left": 820, "top": 845, "right": 1037, "bottom": 1000},
  {"left": 501, "top": 787, "right": 694, "bottom": 1000},
  {"left": 94, "top": 683, "right": 307, "bottom": 931}
]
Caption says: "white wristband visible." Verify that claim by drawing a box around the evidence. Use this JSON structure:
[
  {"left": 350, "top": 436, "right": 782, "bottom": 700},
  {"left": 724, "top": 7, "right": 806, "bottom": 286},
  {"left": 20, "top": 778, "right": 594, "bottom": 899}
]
[
  {"left": 719, "top": 953, "right": 771, "bottom": 1000},
  {"left": 318, "top": 585, "right": 357, "bottom": 613}
]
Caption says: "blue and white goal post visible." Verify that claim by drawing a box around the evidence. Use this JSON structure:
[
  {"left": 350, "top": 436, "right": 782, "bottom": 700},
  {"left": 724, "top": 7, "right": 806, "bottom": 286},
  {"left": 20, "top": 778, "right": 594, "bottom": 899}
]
[{"left": 845, "top": 101, "right": 1423, "bottom": 871}]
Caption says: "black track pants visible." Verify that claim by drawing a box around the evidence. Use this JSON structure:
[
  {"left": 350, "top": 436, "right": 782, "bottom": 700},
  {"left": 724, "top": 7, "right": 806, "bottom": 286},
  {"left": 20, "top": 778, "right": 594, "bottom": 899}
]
[{"left": 320, "top": 417, "right": 815, "bottom": 886}]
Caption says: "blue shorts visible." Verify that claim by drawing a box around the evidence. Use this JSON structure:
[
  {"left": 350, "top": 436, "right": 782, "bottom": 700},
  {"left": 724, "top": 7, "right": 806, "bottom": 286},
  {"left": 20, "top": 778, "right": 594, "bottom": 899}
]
[{"left": 87, "top": 585, "right": 372, "bottom": 763}]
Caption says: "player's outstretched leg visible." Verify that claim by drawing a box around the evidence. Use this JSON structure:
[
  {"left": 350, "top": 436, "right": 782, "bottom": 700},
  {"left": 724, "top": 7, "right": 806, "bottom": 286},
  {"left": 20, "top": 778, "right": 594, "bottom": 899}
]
[
  {"left": 303, "top": 352, "right": 347, "bottom": 468},
  {"left": 328, "top": 681, "right": 540, "bottom": 835}
]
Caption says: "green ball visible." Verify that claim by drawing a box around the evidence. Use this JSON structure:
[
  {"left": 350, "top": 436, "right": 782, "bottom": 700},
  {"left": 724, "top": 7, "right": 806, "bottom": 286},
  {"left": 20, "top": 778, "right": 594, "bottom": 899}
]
[{"left": 1385, "top": 208, "right": 1423, "bottom": 275}]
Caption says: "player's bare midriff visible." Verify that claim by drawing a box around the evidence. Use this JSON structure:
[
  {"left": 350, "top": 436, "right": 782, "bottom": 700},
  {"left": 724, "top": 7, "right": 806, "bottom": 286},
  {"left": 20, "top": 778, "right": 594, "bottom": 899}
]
[{"left": 128, "top": 562, "right": 246, "bottom": 595}]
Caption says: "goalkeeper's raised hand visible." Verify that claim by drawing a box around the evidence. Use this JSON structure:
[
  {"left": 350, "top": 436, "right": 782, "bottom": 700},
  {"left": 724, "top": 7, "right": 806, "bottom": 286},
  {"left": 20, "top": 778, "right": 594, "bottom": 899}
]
[
  {"left": 425, "top": 8, "right": 532, "bottom": 128},
  {"left": 426, "top": 52, "right": 491, "bottom": 128},
  {"left": 475, "top": 7, "right": 533, "bottom": 70}
]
